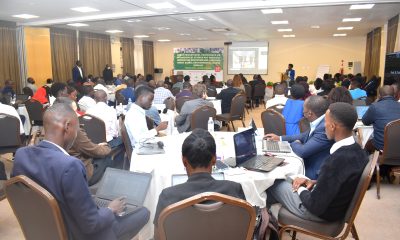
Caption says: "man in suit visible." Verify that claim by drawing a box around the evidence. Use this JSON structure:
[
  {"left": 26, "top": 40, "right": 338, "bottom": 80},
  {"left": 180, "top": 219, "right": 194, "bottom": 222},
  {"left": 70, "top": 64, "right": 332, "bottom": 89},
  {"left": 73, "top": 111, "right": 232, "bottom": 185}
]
[
  {"left": 12, "top": 102, "right": 149, "bottom": 240},
  {"left": 286, "top": 63, "right": 295, "bottom": 81},
  {"left": 265, "top": 96, "right": 334, "bottom": 179},
  {"left": 72, "top": 60, "right": 84, "bottom": 85},
  {"left": 153, "top": 129, "right": 245, "bottom": 233},
  {"left": 216, "top": 79, "right": 240, "bottom": 114}
]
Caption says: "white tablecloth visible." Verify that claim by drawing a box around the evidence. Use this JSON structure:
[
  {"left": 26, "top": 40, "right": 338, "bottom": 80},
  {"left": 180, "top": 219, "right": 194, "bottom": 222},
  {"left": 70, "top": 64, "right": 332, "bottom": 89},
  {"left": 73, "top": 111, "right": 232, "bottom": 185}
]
[
  {"left": 208, "top": 99, "right": 222, "bottom": 115},
  {"left": 17, "top": 105, "right": 30, "bottom": 135},
  {"left": 354, "top": 121, "right": 374, "bottom": 148},
  {"left": 130, "top": 131, "right": 303, "bottom": 239}
]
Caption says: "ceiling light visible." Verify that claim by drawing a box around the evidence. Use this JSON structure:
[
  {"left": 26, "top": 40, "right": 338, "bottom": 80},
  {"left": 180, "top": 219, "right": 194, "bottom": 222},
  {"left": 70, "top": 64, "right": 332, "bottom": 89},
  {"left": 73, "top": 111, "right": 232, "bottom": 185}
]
[
  {"left": 188, "top": 18, "right": 196, "bottom": 21},
  {"left": 277, "top": 28, "right": 292, "bottom": 32},
  {"left": 125, "top": 19, "right": 142, "bottom": 23},
  {"left": 153, "top": 27, "right": 171, "bottom": 31},
  {"left": 283, "top": 34, "right": 295, "bottom": 38},
  {"left": 178, "top": 33, "right": 191, "bottom": 36},
  {"left": 261, "top": 8, "right": 282, "bottom": 14},
  {"left": 198, "top": 17, "right": 205, "bottom": 21},
  {"left": 337, "top": 27, "right": 353, "bottom": 30},
  {"left": 147, "top": 2, "right": 176, "bottom": 10},
  {"left": 12, "top": 14, "right": 39, "bottom": 19},
  {"left": 333, "top": 33, "right": 347, "bottom": 37},
  {"left": 342, "top": 18, "right": 362, "bottom": 22},
  {"left": 271, "top": 20, "right": 289, "bottom": 25},
  {"left": 67, "top": 23, "right": 89, "bottom": 27},
  {"left": 71, "top": 7, "right": 100, "bottom": 13},
  {"left": 224, "top": 32, "right": 238, "bottom": 36},
  {"left": 311, "top": 25, "right": 320, "bottom": 29},
  {"left": 134, "top": 35, "right": 149, "bottom": 38},
  {"left": 197, "top": 38, "right": 208, "bottom": 40},
  {"left": 350, "top": 4, "right": 374, "bottom": 10},
  {"left": 158, "top": 39, "right": 171, "bottom": 42},
  {"left": 210, "top": 28, "right": 230, "bottom": 32},
  {"left": 106, "top": 30, "right": 123, "bottom": 33}
]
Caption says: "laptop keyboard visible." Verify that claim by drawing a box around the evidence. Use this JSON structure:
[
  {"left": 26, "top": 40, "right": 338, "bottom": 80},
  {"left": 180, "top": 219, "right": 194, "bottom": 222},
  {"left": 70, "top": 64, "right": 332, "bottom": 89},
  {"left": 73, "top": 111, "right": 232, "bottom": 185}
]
[
  {"left": 265, "top": 141, "right": 280, "bottom": 151},
  {"left": 95, "top": 198, "right": 110, "bottom": 208},
  {"left": 254, "top": 156, "right": 283, "bottom": 169}
]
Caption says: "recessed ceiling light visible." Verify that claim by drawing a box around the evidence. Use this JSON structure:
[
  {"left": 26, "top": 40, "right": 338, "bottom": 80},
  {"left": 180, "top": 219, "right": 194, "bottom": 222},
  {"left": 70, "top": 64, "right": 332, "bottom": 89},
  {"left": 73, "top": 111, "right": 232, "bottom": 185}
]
[
  {"left": 350, "top": 4, "right": 374, "bottom": 10},
  {"left": 153, "top": 27, "right": 171, "bottom": 31},
  {"left": 178, "top": 33, "right": 191, "bottom": 36},
  {"left": 210, "top": 28, "right": 230, "bottom": 32},
  {"left": 337, "top": 27, "right": 354, "bottom": 30},
  {"left": 333, "top": 33, "right": 347, "bottom": 37},
  {"left": 198, "top": 17, "right": 205, "bottom": 21},
  {"left": 277, "top": 28, "right": 292, "bottom": 32},
  {"left": 158, "top": 39, "right": 171, "bottom": 42},
  {"left": 261, "top": 8, "right": 282, "bottom": 14},
  {"left": 185, "top": 17, "right": 206, "bottom": 22},
  {"left": 188, "top": 18, "right": 196, "bottom": 21},
  {"left": 283, "top": 34, "right": 295, "bottom": 38},
  {"left": 148, "top": 32, "right": 156, "bottom": 35},
  {"left": 134, "top": 35, "right": 149, "bottom": 38},
  {"left": 311, "top": 25, "right": 320, "bottom": 29},
  {"left": 197, "top": 38, "right": 208, "bottom": 40},
  {"left": 125, "top": 19, "right": 142, "bottom": 23},
  {"left": 342, "top": 18, "right": 362, "bottom": 22},
  {"left": 147, "top": 2, "right": 176, "bottom": 10},
  {"left": 106, "top": 30, "right": 123, "bottom": 33},
  {"left": 271, "top": 20, "right": 289, "bottom": 25},
  {"left": 224, "top": 32, "right": 238, "bottom": 36},
  {"left": 67, "top": 23, "right": 89, "bottom": 27},
  {"left": 71, "top": 7, "right": 100, "bottom": 13},
  {"left": 12, "top": 14, "right": 39, "bottom": 19}
]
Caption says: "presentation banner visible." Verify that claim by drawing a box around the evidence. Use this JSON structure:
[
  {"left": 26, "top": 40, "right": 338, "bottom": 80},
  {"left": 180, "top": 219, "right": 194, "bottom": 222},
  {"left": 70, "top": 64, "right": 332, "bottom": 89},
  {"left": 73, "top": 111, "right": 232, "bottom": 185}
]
[{"left": 173, "top": 48, "right": 223, "bottom": 82}]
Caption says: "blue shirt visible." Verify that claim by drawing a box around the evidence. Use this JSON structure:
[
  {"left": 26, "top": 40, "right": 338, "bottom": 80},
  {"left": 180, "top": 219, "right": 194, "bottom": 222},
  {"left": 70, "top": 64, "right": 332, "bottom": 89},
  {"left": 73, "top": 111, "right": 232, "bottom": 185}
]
[
  {"left": 288, "top": 69, "right": 295, "bottom": 80},
  {"left": 349, "top": 88, "right": 367, "bottom": 100},
  {"left": 114, "top": 78, "right": 122, "bottom": 86},
  {"left": 121, "top": 87, "right": 135, "bottom": 102},
  {"left": 282, "top": 99, "right": 304, "bottom": 135}
]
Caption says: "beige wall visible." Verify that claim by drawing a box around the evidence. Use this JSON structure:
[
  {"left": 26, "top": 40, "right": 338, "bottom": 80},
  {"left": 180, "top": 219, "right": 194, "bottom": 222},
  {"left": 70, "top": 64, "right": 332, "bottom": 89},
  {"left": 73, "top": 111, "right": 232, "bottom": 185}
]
[
  {"left": 111, "top": 36, "right": 122, "bottom": 76},
  {"left": 154, "top": 36, "right": 366, "bottom": 83}
]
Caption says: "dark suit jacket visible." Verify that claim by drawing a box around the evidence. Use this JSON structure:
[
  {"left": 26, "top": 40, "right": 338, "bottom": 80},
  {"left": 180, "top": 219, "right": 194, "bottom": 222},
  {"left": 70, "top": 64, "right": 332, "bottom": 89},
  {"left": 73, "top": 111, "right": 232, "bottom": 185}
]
[
  {"left": 153, "top": 172, "right": 246, "bottom": 225},
  {"left": 72, "top": 66, "right": 84, "bottom": 84},
  {"left": 282, "top": 118, "right": 334, "bottom": 180},
  {"left": 216, "top": 87, "right": 240, "bottom": 114},
  {"left": 11, "top": 141, "right": 116, "bottom": 240}
]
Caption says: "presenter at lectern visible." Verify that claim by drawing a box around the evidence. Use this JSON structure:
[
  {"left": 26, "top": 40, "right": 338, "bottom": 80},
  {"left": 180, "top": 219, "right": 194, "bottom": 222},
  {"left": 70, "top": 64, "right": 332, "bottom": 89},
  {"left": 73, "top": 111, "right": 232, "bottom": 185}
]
[{"left": 285, "top": 63, "right": 295, "bottom": 81}]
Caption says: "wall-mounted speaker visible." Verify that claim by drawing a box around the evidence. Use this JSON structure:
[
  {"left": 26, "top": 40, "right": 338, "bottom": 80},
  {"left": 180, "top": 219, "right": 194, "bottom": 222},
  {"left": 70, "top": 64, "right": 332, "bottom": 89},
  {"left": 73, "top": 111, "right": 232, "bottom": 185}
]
[{"left": 154, "top": 68, "right": 163, "bottom": 73}]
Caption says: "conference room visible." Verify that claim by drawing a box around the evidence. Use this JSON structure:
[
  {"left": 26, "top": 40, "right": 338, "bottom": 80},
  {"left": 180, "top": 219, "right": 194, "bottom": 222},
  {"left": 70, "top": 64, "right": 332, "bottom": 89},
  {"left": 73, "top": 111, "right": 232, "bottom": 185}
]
[{"left": 1, "top": 0, "right": 400, "bottom": 239}]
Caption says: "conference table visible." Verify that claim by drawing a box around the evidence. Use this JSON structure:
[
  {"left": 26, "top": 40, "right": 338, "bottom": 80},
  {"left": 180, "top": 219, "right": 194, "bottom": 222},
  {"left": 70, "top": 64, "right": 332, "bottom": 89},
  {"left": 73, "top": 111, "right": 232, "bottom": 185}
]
[{"left": 130, "top": 129, "right": 304, "bottom": 239}]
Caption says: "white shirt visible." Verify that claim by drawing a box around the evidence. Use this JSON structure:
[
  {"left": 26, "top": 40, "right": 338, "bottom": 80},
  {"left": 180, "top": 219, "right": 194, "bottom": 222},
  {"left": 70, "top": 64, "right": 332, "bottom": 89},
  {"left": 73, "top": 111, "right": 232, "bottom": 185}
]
[
  {"left": 125, "top": 103, "right": 158, "bottom": 148},
  {"left": 49, "top": 96, "right": 56, "bottom": 106},
  {"left": 78, "top": 96, "right": 96, "bottom": 112},
  {"left": 309, "top": 114, "right": 325, "bottom": 136},
  {"left": 94, "top": 84, "right": 110, "bottom": 100},
  {"left": 266, "top": 95, "right": 288, "bottom": 109},
  {"left": 330, "top": 136, "right": 355, "bottom": 154},
  {"left": 153, "top": 87, "right": 174, "bottom": 104},
  {"left": 86, "top": 102, "right": 119, "bottom": 142},
  {"left": 42, "top": 140, "right": 70, "bottom": 155},
  {"left": 0, "top": 103, "right": 24, "bottom": 135},
  {"left": 77, "top": 66, "right": 83, "bottom": 78}
]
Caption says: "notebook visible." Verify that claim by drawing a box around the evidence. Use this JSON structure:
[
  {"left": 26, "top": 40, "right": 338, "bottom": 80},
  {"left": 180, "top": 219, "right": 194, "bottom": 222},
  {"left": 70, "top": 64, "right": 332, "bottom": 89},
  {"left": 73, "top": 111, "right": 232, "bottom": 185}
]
[
  {"left": 262, "top": 140, "right": 292, "bottom": 153},
  {"left": 94, "top": 168, "right": 152, "bottom": 217},
  {"left": 225, "top": 129, "right": 284, "bottom": 172},
  {"left": 356, "top": 106, "right": 369, "bottom": 120},
  {"left": 171, "top": 172, "right": 225, "bottom": 186}
]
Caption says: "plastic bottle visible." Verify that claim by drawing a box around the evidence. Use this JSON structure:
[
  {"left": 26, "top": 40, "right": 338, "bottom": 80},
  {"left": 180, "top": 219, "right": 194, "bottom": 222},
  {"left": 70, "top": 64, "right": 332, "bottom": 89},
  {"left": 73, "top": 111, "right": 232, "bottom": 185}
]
[
  {"left": 127, "top": 98, "right": 132, "bottom": 111},
  {"left": 208, "top": 117, "right": 214, "bottom": 133}
]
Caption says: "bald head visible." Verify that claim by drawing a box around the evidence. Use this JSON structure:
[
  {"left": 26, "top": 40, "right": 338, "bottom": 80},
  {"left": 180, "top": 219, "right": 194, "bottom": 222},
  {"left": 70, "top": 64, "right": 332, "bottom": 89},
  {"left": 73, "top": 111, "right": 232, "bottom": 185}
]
[
  {"left": 274, "top": 84, "right": 286, "bottom": 95},
  {"left": 94, "top": 90, "right": 107, "bottom": 103},
  {"left": 156, "top": 80, "right": 165, "bottom": 88},
  {"left": 379, "top": 85, "right": 394, "bottom": 98}
]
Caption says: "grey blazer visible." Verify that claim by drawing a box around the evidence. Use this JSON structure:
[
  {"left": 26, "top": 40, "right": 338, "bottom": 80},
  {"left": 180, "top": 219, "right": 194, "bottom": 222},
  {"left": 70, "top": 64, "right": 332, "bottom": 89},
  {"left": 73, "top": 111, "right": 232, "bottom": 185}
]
[{"left": 175, "top": 98, "right": 213, "bottom": 133}]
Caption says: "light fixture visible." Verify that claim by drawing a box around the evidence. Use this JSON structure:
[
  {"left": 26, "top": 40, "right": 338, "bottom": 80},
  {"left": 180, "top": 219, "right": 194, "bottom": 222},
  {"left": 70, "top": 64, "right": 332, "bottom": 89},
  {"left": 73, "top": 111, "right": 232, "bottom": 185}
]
[
  {"left": 333, "top": 33, "right": 347, "bottom": 37},
  {"left": 106, "top": 30, "right": 124, "bottom": 33},
  {"left": 224, "top": 32, "right": 238, "bottom": 36},
  {"left": 178, "top": 33, "right": 191, "bottom": 36},
  {"left": 147, "top": 2, "right": 176, "bottom": 10},
  {"left": 185, "top": 16, "right": 206, "bottom": 22},
  {"left": 342, "top": 18, "right": 362, "bottom": 22},
  {"left": 134, "top": 35, "right": 149, "bottom": 38},
  {"left": 277, "top": 28, "right": 292, "bottom": 32},
  {"left": 158, "top": 39, "right": 171, "bottom": 42},
  {"left": 337, "top": 27, "right": 353, "bottom": 30},
  {"left": 125, "top": 19, "right": 142, "bottom": 23},
  {"left": 210, "top": 28, "right": 230, "bottom": 32},
  {"left": 67, "top": 23, "right": 89, "bottom": 27},
  {"left": 271, "top": 20, "right": 289, "bottom": 25},
  {"left": 70, "top": 7, "right": 100, "bottom": 13},
  {"left": 283, "top": 34, "right": 295, "bottom": 38},
  {"left": 153, "top": 27, "right": 171, "bottom": 31},
  {"left": 197, "top": 37, "right": 208, "bottom": 40},
  {"left": 311, "top": 25, "right": 320, "bottom": 29},
  {"left": 261, "top": 8, "right": 282, "bottom": 14},
  {"left": 12, "top": 14, "right": 39, "bottom": 19},
  {"left": 350, "top": 4, "right": 374, "bottom": 10}
]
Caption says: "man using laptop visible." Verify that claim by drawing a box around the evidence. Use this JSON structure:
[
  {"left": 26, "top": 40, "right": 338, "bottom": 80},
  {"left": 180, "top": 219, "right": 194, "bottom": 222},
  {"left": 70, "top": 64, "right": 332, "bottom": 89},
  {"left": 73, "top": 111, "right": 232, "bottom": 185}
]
[
  {"left": 12, "top": 102, "right": 149, "bottom": 240},
  {"left": 265, "top": 96, "right": 334, "bottom": 179},
  {"left": 153, "top": 129, "right": 245, "bottom": 237},
  {"left": 267, "top": 102, "right": 368, "bottom": 222}
]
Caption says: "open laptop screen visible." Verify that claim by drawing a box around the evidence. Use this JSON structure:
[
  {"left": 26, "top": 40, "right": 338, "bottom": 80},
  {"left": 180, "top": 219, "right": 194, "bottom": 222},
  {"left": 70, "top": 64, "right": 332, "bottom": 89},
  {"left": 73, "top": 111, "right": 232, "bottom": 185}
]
[
  {"left": 356, "top": 106, "right": 369, "bottom": 119},
  {"left": 233, "top": 129, "right": 257, "bottom": 166}
]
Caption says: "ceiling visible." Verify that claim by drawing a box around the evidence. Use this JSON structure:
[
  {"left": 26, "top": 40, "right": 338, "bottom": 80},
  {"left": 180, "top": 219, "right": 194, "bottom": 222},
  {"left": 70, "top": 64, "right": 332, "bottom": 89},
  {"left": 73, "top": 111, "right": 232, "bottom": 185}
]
[{"left": 0, "top": 0, "right": 399, "bottom": 41}]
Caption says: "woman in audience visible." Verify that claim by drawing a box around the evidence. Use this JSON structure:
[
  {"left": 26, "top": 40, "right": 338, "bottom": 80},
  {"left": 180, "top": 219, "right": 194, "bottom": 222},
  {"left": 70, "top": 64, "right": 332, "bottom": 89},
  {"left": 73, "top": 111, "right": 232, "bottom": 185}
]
[
  {"left": 282, "top": 84, "right": 306, "bottom": 135},
  {"left": 317, "top": 79, "right": 335, "bottom": 96},
  {"left": 232, "top": 74, "right": 245, "bottom": 90},
  {"left": 327, "top": 86, "right": 353, "bottom": 104},
  {"left": 26, "top": 77, "right": 37, "bottom": 94},
  {"left": 298, "top": 81, "right": 311, "bottom": 100}
]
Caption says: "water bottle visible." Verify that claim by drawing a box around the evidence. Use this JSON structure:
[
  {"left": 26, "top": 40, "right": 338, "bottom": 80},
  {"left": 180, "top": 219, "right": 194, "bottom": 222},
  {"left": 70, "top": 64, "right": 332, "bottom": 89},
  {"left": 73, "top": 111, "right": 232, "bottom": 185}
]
[
  {"left": 127, "top": 98, "right": 132, "bottom": 111},
  {"left": 208, "top": 117, "right": 214, "bottom": 133}
]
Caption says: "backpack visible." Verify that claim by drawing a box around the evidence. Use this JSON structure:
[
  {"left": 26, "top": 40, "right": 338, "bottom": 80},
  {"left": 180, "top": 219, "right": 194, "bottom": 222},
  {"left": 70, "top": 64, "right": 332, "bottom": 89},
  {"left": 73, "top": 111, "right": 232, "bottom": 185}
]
[{"left": 253, "top": 207, "right": 280, "bottom": 240}]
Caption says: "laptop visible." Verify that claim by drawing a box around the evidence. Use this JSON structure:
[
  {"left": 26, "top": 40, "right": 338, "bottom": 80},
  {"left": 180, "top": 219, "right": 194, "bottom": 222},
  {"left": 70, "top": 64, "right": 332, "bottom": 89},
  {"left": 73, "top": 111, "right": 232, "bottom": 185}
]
[
  {"left": 171, "top": 172, "right": 225, "bottom": 186},
  {"left": 225, "top": 129, "right": 284, "bottom": 172},
  {"left": 93, "top": 168, "right": 152, "bottom": 217},
  {"left": 356, "top": 106, "right": 369, "bottom": 120},
  {"left": 262, "top": 140, "right": 292, "bottom": 153}
]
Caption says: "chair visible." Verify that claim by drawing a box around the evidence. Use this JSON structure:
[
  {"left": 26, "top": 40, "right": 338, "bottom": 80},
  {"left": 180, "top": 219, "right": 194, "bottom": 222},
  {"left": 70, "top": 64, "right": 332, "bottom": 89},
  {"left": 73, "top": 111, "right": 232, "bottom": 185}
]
[
  {"left": 268, "top": 104, "right": 285, "bottom": 114},
  {"left": 22, "top": 87, "right": 34, "bottom": 97},
  {"left": 261, "top": 109, "right": 286, "bottom": 135},
  {"left": 299, "top": 117, "right": 311, "bottom": 133},
  {"left": 277, "top": 150, "right": 379, "bottom": 240},
  {"left": 215, "top": 94, "right": 246, "bottom": 132},
  {"left": 191, "top": 105, "right": 216, "bottom": 131},
  {"left": 157, "top": 192, "right": 256, "bottom": 240},
  {"left": 171, "top": 87, "right": 181, "bottom": 96},
  {"left": 119, "top": 117, "right": 132, "bottom": 170},
  {"left": 25, "top": 99, "right": 44, "bottom": 136},
  {"left": 176, "top": 96, "right": 192, "bottom": 113},
  {"left": 5, "top": 175, "right": 68, "bottom": 240},
  {"left": 375, "top": 119, "right": 400, "bottom": 199},
  {"left": 79, "top": 114, "right": 107, "bottom": 144},
  {"left": 0, "top": 113, "right": 22, "bottom": 155},
  {"left": 244, "top": 84, "right": 252, "bottom": 111},
  {"left": 207, "top": 87, "right": 217, "bottom": 97},
  {"left": 252, "top": 83, "right": 266, "bottom": 108}
]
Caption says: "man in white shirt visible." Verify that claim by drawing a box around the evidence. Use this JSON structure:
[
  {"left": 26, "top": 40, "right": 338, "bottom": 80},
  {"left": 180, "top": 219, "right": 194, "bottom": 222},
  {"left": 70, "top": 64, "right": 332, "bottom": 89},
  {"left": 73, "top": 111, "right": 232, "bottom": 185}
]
[
  {"left": 78, "top": 85, "right": 96, "bottom": 112},
  {"left": 93, "top": 78, "right": 110, "bottom": 102},
  {"left": 153, "top": 80, "right": 174, "bottom": 104},
  {"left": 125, "top": 85, "right": 168, "bottom": 148},
  {"left": 0, "top": 102, "right": 25, "bottom": 136},
  {"left": 266, "top": 84, "right": 288, "bottom": 109}
]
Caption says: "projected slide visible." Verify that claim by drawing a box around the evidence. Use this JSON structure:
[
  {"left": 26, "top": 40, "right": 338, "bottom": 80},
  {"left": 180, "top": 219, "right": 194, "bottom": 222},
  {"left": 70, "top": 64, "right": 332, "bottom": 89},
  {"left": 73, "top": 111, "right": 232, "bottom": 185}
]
[{"left": 228, "top": 42, "right": 268, "bottom": 75}]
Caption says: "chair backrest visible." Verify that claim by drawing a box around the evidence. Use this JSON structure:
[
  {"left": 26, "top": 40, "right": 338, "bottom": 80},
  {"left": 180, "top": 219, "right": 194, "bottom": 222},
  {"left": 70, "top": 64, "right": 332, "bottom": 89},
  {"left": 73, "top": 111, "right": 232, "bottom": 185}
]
[
  {"left": 16, "top": 94, "right": 29, "bottom": 101},
  {"left": 115, "top": 89, "right": 127, "bottom": 105},
  {"left": 119, "top": 117, "right": 132, "bottom": 169},
  {"left": 79, "top": 114, "right": 107, "bottom": 144},
  {"left": 157, "top": 192, "right": 256, "bottom": 240},
  {"left": 244, "top": 84, "right": 252, "bottom": 99},
  {"left": 22, "top": 87, "right": 34, "bottom": 97},
  {"left": 207, "top": 87, "right": 217, "bottom": 97},
  {"left": 253, "top": 83, "right": 265, "bottom": 98},
  {"left": 261, "top": 109, "right": 286, "bottom": 135},
  {"left": 229, "top": 94, "right": 246, "bottom": 120},
  {"left": 146, "top": 116, "right": 154, "bottom": 130},
  {"left": 5, "top": 175, "right": 68, "bottom": 240},
  {"left": 268, "top": 104, "right": 285, "bottom": 113},
  {"left": 25, "top": 99, "right": 44, "bottom": 122},
  {"left": 176, "top": 96, "right": 192, "bottom": 113},
  {"left": 191, "top": 105, "right": 216, "bottom": 131},
  {"left": 0, "top": 114, "right": 22, "bottom": 147},
  {"left": 352, "top": 99, "right": 366, "bottom": 106},
  {"left": 382, "top": 119, "right": 400, "bottom": 165},
  {"left": 171, "top": 87, "right": 181, "bottom": 96},
  {"left": 299, "top": 117, "right": 311, "bottom": 133}
]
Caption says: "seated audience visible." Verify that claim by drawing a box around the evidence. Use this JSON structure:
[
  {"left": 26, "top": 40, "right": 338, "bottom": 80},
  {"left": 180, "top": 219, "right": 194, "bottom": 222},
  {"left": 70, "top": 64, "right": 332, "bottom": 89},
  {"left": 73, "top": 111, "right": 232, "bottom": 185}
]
[
  {"left": 0, "top": 100, "right": 25, "bottom": 136},
  {"left": 78, "top": 85, "right": 96, "bottom": 112},
  {"left": 317, "top": 79, "right": 335, "bottom": 96},
  {"left": 184, "top": 75, "right": 190, "bottom": 83},
  {"left": 349, "top": 78, "right": 367, "bottom": 100},
  {"left": 93, "top": 78, "right": 110, "bottom": 100},
  {"left": 239, "top": 73, "right": 248, "bottom": 84},
  {"left": 216, "top": 79, "right": 240, "bottom": 114},
  {"left": 26, "top": 77, "right": 37, "bottom": 94},
  {"left": 364, "top": 75, "right": 380, "bottom": 99},
  {"left": 172, "top": 75, "right": 184, "bottom": 90},
  {"left": 148, "top": 80, "right": 156, "bottom": 89},
  {"left": 49, "top": 82, "right": 68, "bottom": 105},
  {"left": 266, "top": 84, "right": 288, "bottom": 109},
  {"left": 67, "top": 86, "right": 78, "bottom": 102},
  {"left": 120, "top": 78, "right": 135, "bottom": 103},
  {"left": 232, "top": 74, "right": 245, "bottom": 91},
  {"left": 164, "top": 76, "right": 173, "bottom": 89},
  {"left": 267, "top": 102, "right": 368, "bottom": 222},
  {"left": 327, "top": 86, "right": 353, "bottom": 104},
  {"left": 114, "top": 74, "right": 123, "bottom": 86},
  {"left": 176, "top": 84, "right": 214, "bottom": 133},
  {"left": 32, "top": 84, "right": 51, "bottom": 104},
  {"left": 125, "top": 86, "right": 167, "bottom": 148},
  {"left": 312, "top": 78, "right": 323, "bottom": 95},
  {"left": 11, "top": 102, "right": 149, "bottom": 240},
  {"left": 175, "top": 82, "right": 192, "bottom": 99},
  {"left": 153, "top": 129, "right": 245, "bottom": 228},
  {"left": 282, "top": 84, "right": 306, "bottom": 135},
  {"left": 1, "top": 80, "right": 15, "bottom": 97},
  {"left": 250, "top": 75, "right": 266, "bottom": 107},
  {"left": 266, "top": 96, "right": 334, "bottom": 179},
  {"left": 154, "top": 80, "right": 174, "bottom": 104},
  {"left": 299, "top": 81, "right": 311, "bottom": 100}
]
